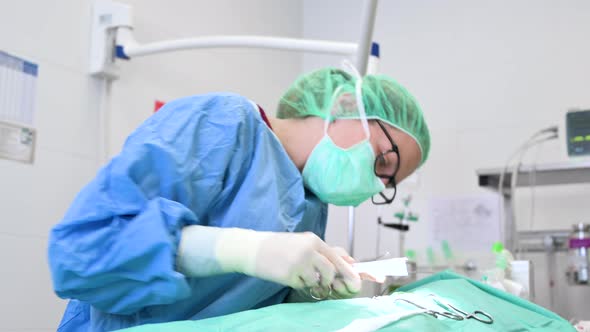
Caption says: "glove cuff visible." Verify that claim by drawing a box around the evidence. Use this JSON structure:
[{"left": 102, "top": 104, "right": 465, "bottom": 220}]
[{"left": 215, "top": 228, "right": 271, "bottom": 276}]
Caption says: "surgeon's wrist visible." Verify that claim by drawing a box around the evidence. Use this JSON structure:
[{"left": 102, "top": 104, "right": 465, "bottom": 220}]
[{"left": 215, "top": 228, "right": 272, "bottom": 276}]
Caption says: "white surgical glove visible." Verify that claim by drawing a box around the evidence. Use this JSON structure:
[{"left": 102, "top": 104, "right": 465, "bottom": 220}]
[
  {"left": 285, "top": 246, "right": 360, "bottom": 302},
  {"left": 177, "top": 226, "right": 361, "bottom": 292},
  {"left": 328, "top": 246, "right": 361, "bottom": 299}
]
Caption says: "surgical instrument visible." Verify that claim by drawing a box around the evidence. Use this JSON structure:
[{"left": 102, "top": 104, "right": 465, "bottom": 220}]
[
  {"left": 392, "top": 298, "right": 464, "bottom": 321},
  {"left": 428, "top": 294, "right": 494, "bottom": 324}
]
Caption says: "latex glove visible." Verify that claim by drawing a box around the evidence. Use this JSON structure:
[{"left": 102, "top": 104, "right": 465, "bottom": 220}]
[
  {"left": 285, "top": 246, "right": 361, "bottom": 302},
  {"left": 177, "top": 226, "right": 361, "bottom": 291},
  {"left": 217, "top": 229, "right": 361, "bottom": 292},
  {"left": 328, "top": 246, "right": 362, "bottom": 299}
]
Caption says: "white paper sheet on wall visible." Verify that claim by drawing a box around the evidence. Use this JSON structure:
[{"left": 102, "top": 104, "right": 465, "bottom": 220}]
[
  {"left": 429, "top": 193, "right": 501, "bottom": 252},
  {"left": 0, "top": 51, "right": 38, "bottom": 125},
  {"left": 0, "top": 51, "right": 38, "bottom": 163}
]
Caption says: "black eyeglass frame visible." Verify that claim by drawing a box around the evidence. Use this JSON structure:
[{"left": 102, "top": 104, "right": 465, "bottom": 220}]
[{"left": 371, "top": 120, "right": 401, "bottom": 205}]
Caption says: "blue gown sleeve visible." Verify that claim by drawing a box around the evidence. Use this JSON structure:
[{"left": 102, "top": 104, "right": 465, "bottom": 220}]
[{"left": 48, "top": 94, "right": 257, "bottom": 315}]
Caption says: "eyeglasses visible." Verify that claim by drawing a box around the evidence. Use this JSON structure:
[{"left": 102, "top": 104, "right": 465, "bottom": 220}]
[{"left": 372, "top": 120, "right": 400, "bottom": 205}]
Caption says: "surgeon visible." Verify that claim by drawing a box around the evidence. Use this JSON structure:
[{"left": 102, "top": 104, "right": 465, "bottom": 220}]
[{"left": 48, "top": 67, "right": 430, "bottom": 331}]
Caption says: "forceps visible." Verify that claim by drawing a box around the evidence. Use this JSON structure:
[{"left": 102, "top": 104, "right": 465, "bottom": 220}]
[
  {"left": 427, "top": 294, "right": 494, "bottom": 324},
  {"left": 392, "top": 298, "right": 464, "bottom": 321}
]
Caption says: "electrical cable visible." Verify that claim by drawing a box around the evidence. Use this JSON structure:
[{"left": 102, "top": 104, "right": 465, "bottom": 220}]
[
  {"left": 496, "top": 126, "right": 558, "bottom": 248},
  {"left": 528, "top": 144, "right": 540, "bottom": 230},
  {"left": 510, "top": 133, "right": 558, "bottom": 256}
]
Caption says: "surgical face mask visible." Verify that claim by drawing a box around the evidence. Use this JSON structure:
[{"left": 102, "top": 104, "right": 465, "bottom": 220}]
[{"left": 302, "top": 80, "right": 385, "bottom": 207}]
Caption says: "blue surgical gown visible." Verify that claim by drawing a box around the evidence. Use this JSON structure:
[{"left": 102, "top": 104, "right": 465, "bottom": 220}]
[{"left": 48, "top": 93, "right": 328, "bottom": 331}]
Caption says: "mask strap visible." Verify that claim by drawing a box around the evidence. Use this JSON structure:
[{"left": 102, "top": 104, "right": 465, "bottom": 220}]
[
  {"left": 355, "top": 78, "right": 371, "bottom": 139},
  {"left": 323, "top": 86, "right": 343, "bottom": 134},
  {"left": 323, "top": 61, "right": 371, "bottom": 139},
  {"left": 342, "top": 59, "right": 362, "bottom": 78},
  {"left": 341, "top": 59, "right": 371, "bottom": 139}
]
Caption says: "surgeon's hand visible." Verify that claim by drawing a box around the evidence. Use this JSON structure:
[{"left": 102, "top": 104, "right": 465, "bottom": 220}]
[
  {"left": 284, "top": 246, "right": 360, "bottom": 302},
  {"left": 216, "top": 229, "right": 361, "bottom": 293},
  {"left": 326, "top": 246, "right": 361, "bottom": 299},
  {"left": 257, "top": 233, "right": 361, "bottom": 292}
]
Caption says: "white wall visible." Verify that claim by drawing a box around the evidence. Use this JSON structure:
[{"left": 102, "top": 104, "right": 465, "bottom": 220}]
[
  {"left": 108, "top": 0, "right": 304, "bottom": 155},
  {"left": 0, "top": 0, "right": 302, "bottom": 330},
  {"left": 304, "top": 0, "right": 590, "bottom": 319},
  {"left": 0, "top": 1, "right": 100, "bottom": 330}
]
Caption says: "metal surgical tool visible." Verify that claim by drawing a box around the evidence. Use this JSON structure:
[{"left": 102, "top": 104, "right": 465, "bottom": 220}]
[
  {"left": 427, "top": 294, "right": 494, "bottom": 325},
  {"left": 392, "top": 298, "right": 464, "bottom": 321}
]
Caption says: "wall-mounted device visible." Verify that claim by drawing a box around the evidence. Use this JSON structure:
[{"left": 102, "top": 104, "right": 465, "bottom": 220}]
[{"left": 566, "top": 109, "right": 590, "bottom": 157}]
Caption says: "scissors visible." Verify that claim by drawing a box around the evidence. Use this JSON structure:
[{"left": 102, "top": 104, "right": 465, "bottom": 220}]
[
  {"left": 443, "top": 302, "right": 493, "bottom": 324},
  {"left": 427, "top": 294, "right": 494, "bottom": 325},
  {"left": 309, "top": 285, "right": 332, "bottom": 300}
]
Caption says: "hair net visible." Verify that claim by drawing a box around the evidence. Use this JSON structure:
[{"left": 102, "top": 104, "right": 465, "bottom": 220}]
[{"left": 277, "top": 68, "right": 431, "bottom": 165}]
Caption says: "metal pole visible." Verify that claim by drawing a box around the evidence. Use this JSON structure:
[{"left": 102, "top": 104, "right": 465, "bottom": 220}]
[
  {"left": 348, "top": 206, "right": 355, "bottom": 256},
  {"left": 348, "top": 0, "right": 379, "bottom": 257},
  {"left": 354, "top": 0, "right": 379, "bottom": 75},
  {"left": 118, "top": 30, "right": 358, "bottom": 58}
]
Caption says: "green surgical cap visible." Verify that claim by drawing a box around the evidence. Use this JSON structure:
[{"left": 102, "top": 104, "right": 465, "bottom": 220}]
[{"left": 277, "top": 68, "right": 431, "bottom": 165}]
